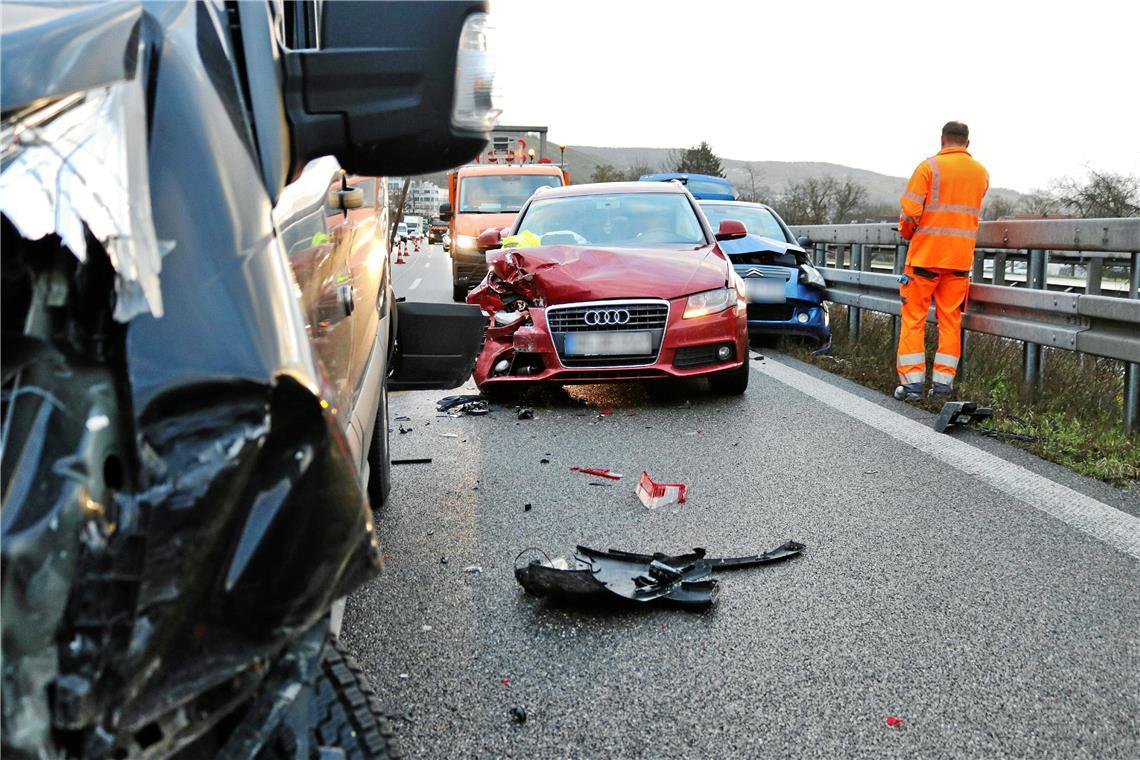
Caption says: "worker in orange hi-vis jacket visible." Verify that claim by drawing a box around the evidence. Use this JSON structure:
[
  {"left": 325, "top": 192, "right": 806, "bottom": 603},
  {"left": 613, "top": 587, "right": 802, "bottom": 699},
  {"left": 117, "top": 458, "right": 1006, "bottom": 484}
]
[{"left": 895, "top": 121, "right": 989, "bottom": 402}]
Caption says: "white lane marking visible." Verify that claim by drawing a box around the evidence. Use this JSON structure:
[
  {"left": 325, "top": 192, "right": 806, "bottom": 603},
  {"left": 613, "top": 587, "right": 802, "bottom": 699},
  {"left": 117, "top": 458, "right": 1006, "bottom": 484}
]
[
  {"left": 425, "top": 262, "right": 431, "bottom": 269},
  {"left": 751, "top": 358, "right": 1140, "bottom": 560},
  {"left": 409, "top": 277, "right": 423, "bottom": 291}
]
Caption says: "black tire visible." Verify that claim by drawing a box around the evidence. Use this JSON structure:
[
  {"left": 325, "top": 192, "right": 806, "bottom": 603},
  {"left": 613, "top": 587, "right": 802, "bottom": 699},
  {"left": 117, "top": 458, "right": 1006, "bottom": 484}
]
[
  {"left": 366, "top": 386, "right": 391, "bottom": 510},
  {"left": 452, "top": 281, "right": 467, "bottom": 302},
  {"left": 310, "top": 637, "right": 402, "bottom": 759},
  {"left": 708, "top": 361, "right": 749, "bottom": 395}
]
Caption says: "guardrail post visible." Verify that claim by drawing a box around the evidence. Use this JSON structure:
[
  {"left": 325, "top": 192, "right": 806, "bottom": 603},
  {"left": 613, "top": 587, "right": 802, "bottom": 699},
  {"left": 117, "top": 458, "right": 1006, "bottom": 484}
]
[
  {"left": 849, "top": 243, "right": 863, "bottom": 340},
  {"left": 814, "top": 243, "right": 826, "bottom": 268},
  {"left": 993, "top": 251, "right": 1007, "bottom": 286},
  {"left": 1125, "top": 251, "right": 1140, "bottom": 436},
  {"left": 892, "top": 243, "right": 907, "bottom": 350},
  {"left": 1085, "top": 256, "right": 1103, "bottom": 295},
  {"left": 835, "top": 245, "right": 846, "bottom": 270},
  {"left": 1022, "top": 249, "right": 1048, "bottom": 392}
]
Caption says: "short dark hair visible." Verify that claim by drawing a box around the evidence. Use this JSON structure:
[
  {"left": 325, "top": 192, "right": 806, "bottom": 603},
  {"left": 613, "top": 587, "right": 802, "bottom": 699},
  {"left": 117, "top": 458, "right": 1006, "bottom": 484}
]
[{"left": 942, "top": 121, "right": 969, "bottom": 143}]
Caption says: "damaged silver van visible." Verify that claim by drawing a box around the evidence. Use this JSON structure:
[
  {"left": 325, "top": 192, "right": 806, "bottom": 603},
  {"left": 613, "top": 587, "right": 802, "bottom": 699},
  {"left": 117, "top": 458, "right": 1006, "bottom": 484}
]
[{"left": 1, "top": 1, "right": 490, "bottom": 756}]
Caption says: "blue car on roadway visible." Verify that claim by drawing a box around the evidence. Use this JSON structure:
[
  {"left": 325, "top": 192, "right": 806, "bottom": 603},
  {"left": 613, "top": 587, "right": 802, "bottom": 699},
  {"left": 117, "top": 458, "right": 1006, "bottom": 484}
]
[
  {"left": 639, "top": 172, "right": 737, "bottom": 200},
  {"left": 699, "top": 200, "right": 831, "bottom": 351}
]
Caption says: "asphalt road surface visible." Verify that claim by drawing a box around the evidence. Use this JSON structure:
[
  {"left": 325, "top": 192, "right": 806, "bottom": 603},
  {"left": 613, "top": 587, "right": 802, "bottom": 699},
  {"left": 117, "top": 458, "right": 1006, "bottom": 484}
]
[{"left": 341, "top": 245, "right": 1140, "bottom": 758}]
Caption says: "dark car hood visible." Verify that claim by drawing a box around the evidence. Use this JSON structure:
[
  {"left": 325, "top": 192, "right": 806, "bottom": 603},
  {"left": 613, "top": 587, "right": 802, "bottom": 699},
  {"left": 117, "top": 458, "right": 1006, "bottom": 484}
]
[
  {"left": 490, "top": 244, "right": 729, "bottom": 304},
  {"left": 719, "top": 234, "right": 808, "bottom": 267}
]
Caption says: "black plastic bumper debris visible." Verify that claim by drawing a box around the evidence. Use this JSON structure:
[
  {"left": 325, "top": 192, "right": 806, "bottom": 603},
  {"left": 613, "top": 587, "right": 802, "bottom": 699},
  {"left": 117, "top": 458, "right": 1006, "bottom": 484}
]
[
  {"left": 514, "top": 541, "right": 805, "bottom": 609},
  {"left": 934, "top": 401, "right": 993, "bottom": 433}
]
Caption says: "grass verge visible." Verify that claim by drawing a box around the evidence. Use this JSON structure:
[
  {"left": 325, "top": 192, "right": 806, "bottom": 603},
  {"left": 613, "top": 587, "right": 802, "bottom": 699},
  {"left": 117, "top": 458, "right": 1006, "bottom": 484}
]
[{"left": 778, "top": 305, "right": 1139, "bottom": 490}]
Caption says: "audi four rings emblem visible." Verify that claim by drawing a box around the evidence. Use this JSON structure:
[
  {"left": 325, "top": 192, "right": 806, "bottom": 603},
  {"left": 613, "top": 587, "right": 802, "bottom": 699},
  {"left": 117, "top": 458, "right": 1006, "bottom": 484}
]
[{"left": 583, "top": 309, "right": 631, "bottom": 326}]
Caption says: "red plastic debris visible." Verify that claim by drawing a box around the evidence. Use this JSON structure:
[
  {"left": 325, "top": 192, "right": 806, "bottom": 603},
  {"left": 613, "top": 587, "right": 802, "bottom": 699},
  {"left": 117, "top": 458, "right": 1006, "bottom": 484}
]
[
  {"left": 570, "top": 466, "right": 623, "bottom": 480},
  {"left": 636, "top": 471, "right": 688, "bottom": 509},
  {"left": 598, "top": 409, "right": 614, "bottom": 416},
  {"left": 885, "top": 716, "right": 905, "bottom": 728},
  {"left": 501, "top": 677, "right": 510, "bottom": 686}
]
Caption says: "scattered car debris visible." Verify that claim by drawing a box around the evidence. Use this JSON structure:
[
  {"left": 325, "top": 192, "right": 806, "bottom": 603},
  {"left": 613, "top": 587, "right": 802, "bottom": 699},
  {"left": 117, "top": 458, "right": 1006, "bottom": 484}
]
[
  {"left": 436, "top": 394, "right": 490, "bottom": 416},
  {"left": 395, "top": 415, "right": 412, "bottom": 421},
  {"left": 933, "top": 401, "right": 993, "bottom": 433},
  {"left": 751, "top": 354, "right": 765, "bottom": 361},
  {"left": 518, "top": 408, "right": 534, "bottom": 420},
  {"left": 514, "top": 541, "right": 805, "bottom": 608},
  {"left": 440, "top": 556, "right": 448, "bottom": 565},
  {"left": 570, "top": 467, "right": 622, "bottom": 480},
  {"left": 636, "top": 472, "right": 688, "bottom": 509},
  {"left": 588, "top": 482, "right": 613, "bottom": 487},
  {"left": 885, "top": 715, "right": 905, "bottom": 728},
  {"left": 463, "top": 565, "right": 483, "bottom": 574},
  {"left": 685, "top": 429, "right": 704, "bottom": 436},
  {"left": 510, "top": 706, "right": 528, "bottom": 724},
  {"left": 421, "top": 625, "right": 433, "bottom": 632},
  {"left": 980, "top": 428, "right": 1042, "bottom": 443},
  {"left": 392, "top": 457, "right": 432, "bottom": 465},
  {"left": 439, "top": 432, "right": 459, "bottom": 438},
  {"left": 598, "top": 409, "right": 614, "bottom": 416},
  {"left": 436, "top": 394, "right": 485, "bottom": 412},
  {"left": 539, "top": 458, "right": 550, "bottom": 464},
  {"left": 524, "top": 503, "right": 532, "bottom": 512},
  {"left": 398, "top": 425, "right": 412, "bottom": 434}
]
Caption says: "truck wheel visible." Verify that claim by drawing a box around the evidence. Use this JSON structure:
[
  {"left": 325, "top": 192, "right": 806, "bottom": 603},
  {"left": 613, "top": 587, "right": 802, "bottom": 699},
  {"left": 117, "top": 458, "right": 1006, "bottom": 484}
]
[
  {"left": 452, "top": 282, "right": 467, "bottom": 302},
  {"left": 310, "top": 638, "right": 402, "bottom": 759},
  {"left": 708, "top": 361, "right": 749, "bottom": 395},
  {"left": 366, "top": 387, "right": 391, "bottom": 510}
]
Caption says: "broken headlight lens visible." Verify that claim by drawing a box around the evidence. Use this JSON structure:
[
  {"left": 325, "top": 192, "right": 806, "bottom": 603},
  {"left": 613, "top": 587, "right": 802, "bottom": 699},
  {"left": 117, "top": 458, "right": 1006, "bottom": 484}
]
[
  {"left": 799, "top": 264, "right": 826, "bottom": 289},
  {"left": 682, "top": 287, "right": 734, "bottom": 319}
]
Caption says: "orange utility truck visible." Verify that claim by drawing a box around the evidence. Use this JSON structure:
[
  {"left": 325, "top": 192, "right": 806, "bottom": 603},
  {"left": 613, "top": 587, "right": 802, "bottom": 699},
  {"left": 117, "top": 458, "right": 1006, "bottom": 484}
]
[{"left": 440, "top": 129, "right": 569, "bottom": 301}]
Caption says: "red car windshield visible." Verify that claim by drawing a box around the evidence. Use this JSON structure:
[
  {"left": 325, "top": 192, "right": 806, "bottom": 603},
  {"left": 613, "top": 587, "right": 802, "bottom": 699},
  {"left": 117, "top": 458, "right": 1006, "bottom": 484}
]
[{"left": 516, "top": 193, "right": 707, "bottom": 247}]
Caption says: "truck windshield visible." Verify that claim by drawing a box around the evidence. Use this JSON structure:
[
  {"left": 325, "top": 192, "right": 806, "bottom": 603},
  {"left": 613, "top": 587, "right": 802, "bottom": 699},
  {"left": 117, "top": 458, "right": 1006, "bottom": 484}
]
[
  {"left": 516, "top": 192, "right": 707, "bottom": 247},
  {"left": 458, "top": 174, "right": 563, "bottom": 213}
]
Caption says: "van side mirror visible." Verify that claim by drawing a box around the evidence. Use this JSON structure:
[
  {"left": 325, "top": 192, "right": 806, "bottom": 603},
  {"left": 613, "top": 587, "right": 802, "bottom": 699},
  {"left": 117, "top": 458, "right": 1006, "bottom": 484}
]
[
  {"left": 439, "top": 202, "right": 453, "bottom": 221},
  {"left": 283, "top": 2, "right": 496, "bottom": 178}
]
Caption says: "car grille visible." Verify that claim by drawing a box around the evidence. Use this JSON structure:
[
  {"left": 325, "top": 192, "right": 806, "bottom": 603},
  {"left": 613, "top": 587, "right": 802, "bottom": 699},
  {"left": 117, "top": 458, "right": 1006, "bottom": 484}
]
[
  {"left": 546, "top": 299, "right": 669, "bottom": 368},
  {"left": 747, "top": 303, "right": 796, "bottom": 321},
  {"left": 546, "top": 302, "right": 669, "bottom": 332},
  {"left": 737, "top": 264, "right": 793, "bottom": 281}
]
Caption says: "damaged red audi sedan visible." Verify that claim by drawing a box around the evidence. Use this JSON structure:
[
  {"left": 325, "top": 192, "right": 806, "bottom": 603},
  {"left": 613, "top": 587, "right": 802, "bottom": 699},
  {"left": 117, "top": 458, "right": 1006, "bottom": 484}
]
[{"left": 467, "top": 182, "right": 750, "bottom": 393}]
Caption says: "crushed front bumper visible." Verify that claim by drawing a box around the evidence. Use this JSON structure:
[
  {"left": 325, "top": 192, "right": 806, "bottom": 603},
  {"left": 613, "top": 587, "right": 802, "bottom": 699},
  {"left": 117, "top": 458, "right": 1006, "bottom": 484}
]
[{"left": 473, "top": 297, "right": 748, "bottom": 387}]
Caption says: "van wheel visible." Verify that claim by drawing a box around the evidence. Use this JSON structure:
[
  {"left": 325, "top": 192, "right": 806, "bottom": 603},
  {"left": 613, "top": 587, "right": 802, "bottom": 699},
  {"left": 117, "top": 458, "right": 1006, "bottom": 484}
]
[
  {"left": 309, "top": 638, "right": 402, "bottom": 759},
  {"left": 366, "top": 387, "right": 391, "bottom": 510},
  {"left": 708, "top": 361, "right": 749, "bottom": 395}
]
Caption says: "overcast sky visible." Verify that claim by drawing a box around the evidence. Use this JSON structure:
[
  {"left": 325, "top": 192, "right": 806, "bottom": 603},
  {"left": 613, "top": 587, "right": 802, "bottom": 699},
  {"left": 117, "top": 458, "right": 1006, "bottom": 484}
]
[{"left": 491, "top": 0, "right": 1140, "bottom": 192}]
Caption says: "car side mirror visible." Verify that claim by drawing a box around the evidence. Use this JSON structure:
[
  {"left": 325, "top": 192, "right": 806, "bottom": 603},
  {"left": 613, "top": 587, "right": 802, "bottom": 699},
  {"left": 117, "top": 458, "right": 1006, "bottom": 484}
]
[
  {"left": 439, "top": 202, "right": 453, "bottom": 221},
  {"left": 796, "top": 236, "right": 811, "bottom": 248},
  {"left": 714, "top": 219, "right": 747, "bottom": 241},
  {"left": 283, "top": 3, "right": 496, "bottom": 178},
  {"left": 477, "top": 227, "right": 504, "bottom": 250}
]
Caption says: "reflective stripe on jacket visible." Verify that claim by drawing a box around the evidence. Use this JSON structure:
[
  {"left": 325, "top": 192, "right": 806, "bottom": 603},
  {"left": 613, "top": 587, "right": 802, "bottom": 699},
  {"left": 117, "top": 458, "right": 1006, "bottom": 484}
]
[{"left": 898, "top": 147, "right": 989, "bottom": 270}]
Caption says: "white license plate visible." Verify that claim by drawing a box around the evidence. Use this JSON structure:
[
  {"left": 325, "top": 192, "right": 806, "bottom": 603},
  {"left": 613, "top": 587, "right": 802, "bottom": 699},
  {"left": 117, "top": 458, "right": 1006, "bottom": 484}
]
[
  {"left": 564, "top": 331, "right": 653, "bottom": 356},
  {"left": 746, "top": 278, "right": 786, "bottom": 303}
]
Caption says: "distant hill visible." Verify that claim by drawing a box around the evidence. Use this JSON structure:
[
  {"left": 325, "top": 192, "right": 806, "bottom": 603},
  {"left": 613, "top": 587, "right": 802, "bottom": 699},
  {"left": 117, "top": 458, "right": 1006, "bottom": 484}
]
[
  {"left": 415, "top": 144, "right": 1021, "bottom": 215},
  {"left": 557, "top": 144, "right": 1022, "bottom": 212}
]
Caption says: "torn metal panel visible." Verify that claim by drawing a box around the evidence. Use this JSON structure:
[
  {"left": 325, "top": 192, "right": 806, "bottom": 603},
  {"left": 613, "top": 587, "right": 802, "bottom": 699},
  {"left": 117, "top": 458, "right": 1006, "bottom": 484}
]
[
  {"left": 515, "top": 541, "right": 805, "bottom": 609},
  {"left": 0, "top": 74, "right": 166, "bottom": 321}
]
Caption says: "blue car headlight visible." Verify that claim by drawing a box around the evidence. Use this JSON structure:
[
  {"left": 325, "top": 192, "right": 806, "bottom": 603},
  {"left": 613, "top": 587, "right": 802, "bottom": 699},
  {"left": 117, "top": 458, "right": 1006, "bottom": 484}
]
[{"left": 799, "top": 264, "right": 826, "bottom": 289}]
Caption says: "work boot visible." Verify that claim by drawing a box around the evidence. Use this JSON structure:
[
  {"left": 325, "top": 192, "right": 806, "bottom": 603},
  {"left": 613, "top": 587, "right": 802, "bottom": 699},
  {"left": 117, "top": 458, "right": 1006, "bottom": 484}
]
[
  {"left": 893, "top": 384, "right": 923, "bottom": 402},
  {"left": 929, "top": 382, "right": 953, "bottom": 399}
]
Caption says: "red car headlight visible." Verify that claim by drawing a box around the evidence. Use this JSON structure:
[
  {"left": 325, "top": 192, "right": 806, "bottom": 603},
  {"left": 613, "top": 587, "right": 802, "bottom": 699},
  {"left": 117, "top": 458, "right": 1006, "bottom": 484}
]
[{"left": 683, "top": 287, "right": 735, "bottom": 319}]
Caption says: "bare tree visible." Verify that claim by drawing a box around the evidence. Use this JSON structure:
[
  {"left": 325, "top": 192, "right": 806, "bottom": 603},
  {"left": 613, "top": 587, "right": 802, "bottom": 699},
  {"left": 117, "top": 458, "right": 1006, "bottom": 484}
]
[
  {"left": 982, "top": 196, "right": 1018, "bottom": 220},
  {"left": 589, "top": 164, "right": 625, "bottom": 183},
  {"left": 1051, "top": 168, "right": 1140, "bottom": 218},
  {"left": 1019, "top": 189, "right": 1059, "bottom": 217},
  {"left": 831, "top": 178, "right": 867, "bottom": 223},
  {"left": 625, "top": 164, "right": 654, "bottom": 181}
]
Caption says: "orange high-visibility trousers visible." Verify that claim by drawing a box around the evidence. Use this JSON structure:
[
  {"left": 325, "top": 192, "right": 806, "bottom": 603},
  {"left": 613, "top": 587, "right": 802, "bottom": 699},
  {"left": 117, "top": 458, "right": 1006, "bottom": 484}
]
[{"left": 896, "top": 265, "right": 970, "bottom": 391}]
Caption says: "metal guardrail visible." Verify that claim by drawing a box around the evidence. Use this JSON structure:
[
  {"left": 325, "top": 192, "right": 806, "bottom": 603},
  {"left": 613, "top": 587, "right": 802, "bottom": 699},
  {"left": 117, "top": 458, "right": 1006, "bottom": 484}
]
[{"left": 791, "top": 219, "right": 1140, "bottom": 435}]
